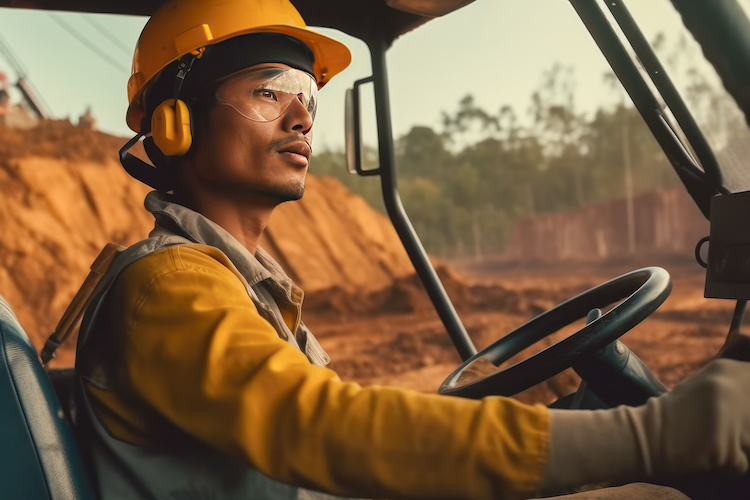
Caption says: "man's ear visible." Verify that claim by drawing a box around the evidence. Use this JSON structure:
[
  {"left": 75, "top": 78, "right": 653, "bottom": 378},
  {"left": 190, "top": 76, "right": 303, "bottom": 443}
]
[{"left": 151, "top": 99, "right": 193, "bottom": 156}]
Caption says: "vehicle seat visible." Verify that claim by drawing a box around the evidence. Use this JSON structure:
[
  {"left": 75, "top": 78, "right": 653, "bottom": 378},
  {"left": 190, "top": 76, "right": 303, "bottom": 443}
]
[{"left": 0, "top": 295, "right": 95, "bottom": 499}]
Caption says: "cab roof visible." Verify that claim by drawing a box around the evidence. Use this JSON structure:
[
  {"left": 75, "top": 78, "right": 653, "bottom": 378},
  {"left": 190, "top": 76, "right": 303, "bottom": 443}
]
[{"left": 0, "top": 0, "right": 450, "bottom": 46}]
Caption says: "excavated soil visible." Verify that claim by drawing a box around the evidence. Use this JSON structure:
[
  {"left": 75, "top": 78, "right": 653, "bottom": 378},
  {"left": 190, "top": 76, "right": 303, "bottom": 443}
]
[
  {"left": 309, "top": 259, "right": 734, "bottom": 405},
  {"left": 0, "top": 120, "right": 734, "bottom": 406}
]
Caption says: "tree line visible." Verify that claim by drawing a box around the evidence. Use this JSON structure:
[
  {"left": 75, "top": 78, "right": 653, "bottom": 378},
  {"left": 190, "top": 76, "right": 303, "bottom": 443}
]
[{"left": 310, "top": 39, "right": 747, "bottom": 260}]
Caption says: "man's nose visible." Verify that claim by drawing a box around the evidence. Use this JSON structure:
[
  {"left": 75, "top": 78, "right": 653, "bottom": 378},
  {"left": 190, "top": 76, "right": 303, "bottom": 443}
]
[{"left": 282, "top": 94, "right": 313, "bottom": 133}]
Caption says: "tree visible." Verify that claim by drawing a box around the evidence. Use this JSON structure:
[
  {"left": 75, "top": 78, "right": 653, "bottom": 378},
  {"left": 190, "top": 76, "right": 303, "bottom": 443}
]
[
  {"left": 396, "top": 126, "right": 452, "bottom": 179},
  {"left": 441, "top": 94, "right": 499, "bottom": 149},
  {"left": 311, "top": 46, "right": 734, "bottom": 260}
]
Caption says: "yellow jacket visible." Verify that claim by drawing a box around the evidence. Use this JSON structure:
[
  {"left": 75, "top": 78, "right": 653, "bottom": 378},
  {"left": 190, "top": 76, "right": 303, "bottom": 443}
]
[{"left": 80, "top": 193, "right": 550, "bottom": 500}]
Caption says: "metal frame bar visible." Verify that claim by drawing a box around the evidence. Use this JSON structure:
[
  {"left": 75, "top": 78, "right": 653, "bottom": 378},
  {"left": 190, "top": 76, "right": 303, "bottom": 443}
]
[
  {"left": 365, "top": 36, "right": 477, "bottom": 361},
  {"left": 569, "top": 0, "right": 724, "bottom": 218},
  {"left": 604, "top": 0, "right": 723, "bottom": 190}
]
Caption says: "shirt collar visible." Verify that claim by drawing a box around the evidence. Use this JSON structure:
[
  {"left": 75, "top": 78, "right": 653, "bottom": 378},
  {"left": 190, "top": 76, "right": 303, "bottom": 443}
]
[{"left": 143, "top": 191, "right": 296, "bottom": 295}]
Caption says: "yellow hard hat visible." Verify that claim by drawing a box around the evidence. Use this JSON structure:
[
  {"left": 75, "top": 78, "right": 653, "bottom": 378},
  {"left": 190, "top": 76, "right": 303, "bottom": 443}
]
[{"left": 126, "top": 0, "right": 351, "bottom": 132}]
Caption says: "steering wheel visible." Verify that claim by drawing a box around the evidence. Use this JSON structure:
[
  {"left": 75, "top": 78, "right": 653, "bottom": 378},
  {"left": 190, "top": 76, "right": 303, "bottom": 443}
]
[{"left": 439, "top": 267, "right": 671, "bottom": 399}]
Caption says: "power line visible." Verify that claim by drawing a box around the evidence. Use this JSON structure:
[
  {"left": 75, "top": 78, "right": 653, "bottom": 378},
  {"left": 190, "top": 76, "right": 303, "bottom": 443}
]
[
  {"left": 0, "top": 32, "right": 29, "bottom": 78},
  {"left": 83, "top": 15, "right": 133, "bottom": 57},
  {"left": 49, "top": 13, "right": 129, "bottom": 74}
]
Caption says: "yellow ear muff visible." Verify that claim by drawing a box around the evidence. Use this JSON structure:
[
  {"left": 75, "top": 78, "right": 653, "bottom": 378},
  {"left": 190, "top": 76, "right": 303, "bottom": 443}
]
[{"left": 151, "top": 99, "right": 192, "bottom": 156}]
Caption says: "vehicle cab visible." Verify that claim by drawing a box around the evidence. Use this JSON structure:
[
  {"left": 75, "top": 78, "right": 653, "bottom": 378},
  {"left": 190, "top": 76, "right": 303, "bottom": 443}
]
[{"left": 1, "top": 0, "right": 750, "bottom": 498}]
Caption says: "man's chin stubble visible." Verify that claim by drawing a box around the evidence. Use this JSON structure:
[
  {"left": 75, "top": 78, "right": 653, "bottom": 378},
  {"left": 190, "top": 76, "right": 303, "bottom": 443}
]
[{"left": 248, "top": 184, "right": 305, "bottom": 204}]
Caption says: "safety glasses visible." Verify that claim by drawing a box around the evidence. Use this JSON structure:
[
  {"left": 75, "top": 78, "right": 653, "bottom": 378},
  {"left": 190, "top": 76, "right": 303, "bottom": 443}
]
[{"left": 215, "top": 66, "right": 318, "bottom": 123}]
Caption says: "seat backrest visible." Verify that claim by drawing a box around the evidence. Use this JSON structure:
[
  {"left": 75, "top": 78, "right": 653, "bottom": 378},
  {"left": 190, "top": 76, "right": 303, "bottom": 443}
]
[{"left": 0, "top": 295, "right": 95, "bottom": 500}]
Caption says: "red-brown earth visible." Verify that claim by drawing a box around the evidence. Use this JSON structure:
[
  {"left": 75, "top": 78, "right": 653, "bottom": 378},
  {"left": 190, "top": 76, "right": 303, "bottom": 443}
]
[
  {"left": 0, "top": 120, "right": 734, "bottom": 406},
  {"left": 311, "top": 259, "right": 734, "bottom": 405}
]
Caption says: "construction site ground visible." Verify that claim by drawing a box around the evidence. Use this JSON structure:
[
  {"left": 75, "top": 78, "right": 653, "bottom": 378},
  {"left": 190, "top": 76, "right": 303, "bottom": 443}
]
[
  {"left": 0, "top": 120, "right": 732, "bottom": 406},
  {"left": 310, "top": 259, "right": 732, "bottom": 405}
]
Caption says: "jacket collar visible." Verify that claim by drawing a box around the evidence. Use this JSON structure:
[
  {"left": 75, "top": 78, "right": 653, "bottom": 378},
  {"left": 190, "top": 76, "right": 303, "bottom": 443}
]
[{"left": 143, "top": 191, "right": 298, "bottom": 300}]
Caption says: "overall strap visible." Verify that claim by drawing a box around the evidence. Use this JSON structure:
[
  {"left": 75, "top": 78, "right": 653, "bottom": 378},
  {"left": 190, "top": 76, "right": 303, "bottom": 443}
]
[
  {"left": 41, "top": 243, "right": 124, "bottom": 366},
  {"left": 76, "top": 235, "right": 193, "bottom": 354}
]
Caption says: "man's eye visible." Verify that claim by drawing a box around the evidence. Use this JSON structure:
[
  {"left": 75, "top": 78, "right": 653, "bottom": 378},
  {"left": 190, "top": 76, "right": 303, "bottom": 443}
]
[{"left": 254, "top": 89, "right": 278, "bottom": 101}]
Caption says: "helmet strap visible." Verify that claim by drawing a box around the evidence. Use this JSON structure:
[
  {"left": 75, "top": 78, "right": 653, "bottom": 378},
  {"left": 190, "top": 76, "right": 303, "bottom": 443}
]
[{"left": 119, "top": 132, "right": 174, "bottom": 192}]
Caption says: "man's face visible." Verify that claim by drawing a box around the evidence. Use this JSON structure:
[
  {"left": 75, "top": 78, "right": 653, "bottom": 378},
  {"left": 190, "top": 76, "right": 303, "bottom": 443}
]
[{"left": 184, "top": 63, "right": 315, "bottom": 204}]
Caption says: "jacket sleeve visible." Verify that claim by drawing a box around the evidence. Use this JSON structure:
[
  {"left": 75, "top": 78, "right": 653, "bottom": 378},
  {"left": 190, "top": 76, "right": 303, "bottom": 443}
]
[{"left": 111, "top": 245, "right": 550, "bottom": 500}]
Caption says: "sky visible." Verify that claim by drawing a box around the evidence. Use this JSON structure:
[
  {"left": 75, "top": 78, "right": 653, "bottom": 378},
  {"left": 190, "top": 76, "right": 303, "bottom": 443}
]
[{"left": 0, "top": 1, "right": 738, "bottom": 151}]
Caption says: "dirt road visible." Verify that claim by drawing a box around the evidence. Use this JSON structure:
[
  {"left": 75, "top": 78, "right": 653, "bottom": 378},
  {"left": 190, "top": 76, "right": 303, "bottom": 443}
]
[{"left": 307, "top": 259, "right": 735, "bottom": 406}]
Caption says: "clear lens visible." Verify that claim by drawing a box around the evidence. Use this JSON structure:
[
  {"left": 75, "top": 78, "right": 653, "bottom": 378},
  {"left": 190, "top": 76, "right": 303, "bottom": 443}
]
[{"left": 215, "top": 67, "right": 318, "bottom": 123}]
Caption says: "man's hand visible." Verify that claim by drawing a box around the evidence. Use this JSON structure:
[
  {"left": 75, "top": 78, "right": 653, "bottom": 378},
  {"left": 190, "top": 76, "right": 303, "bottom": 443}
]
[
  {"left": 539, "top": 358, "right": 750, "bottom": 495},
  {"left": 642, "top": 358, "right": 750, "bottom": 476}
]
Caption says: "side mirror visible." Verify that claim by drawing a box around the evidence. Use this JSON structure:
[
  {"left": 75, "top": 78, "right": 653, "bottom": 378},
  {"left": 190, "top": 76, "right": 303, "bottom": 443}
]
[{"left": 344, "top": 76, "right": 380, "bottom": 176}]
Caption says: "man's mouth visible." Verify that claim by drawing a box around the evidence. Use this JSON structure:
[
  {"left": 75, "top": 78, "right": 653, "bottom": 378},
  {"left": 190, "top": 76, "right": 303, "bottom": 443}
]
[{"left": 278, "top": 141, "right": 311, "bottom": 161}]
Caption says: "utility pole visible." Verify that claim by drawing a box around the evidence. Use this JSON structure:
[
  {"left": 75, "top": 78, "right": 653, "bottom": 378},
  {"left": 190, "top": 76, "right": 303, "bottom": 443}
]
[
  {"left": 622, "top": 110, "right": 636, "bottom": 254},
  {"left": 0, "top": 34, "right": 53, "bottom": 119}
]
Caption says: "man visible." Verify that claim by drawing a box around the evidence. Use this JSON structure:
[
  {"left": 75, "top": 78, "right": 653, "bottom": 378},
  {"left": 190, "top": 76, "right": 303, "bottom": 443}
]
[{"left": 74, "top": 0, "right": 750, "bottom": 499}]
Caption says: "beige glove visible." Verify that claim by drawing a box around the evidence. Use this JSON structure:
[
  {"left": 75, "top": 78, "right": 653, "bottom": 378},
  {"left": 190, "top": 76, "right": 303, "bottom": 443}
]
[{"left": 538, "top": 358, "right": 750, "bottom": 495}]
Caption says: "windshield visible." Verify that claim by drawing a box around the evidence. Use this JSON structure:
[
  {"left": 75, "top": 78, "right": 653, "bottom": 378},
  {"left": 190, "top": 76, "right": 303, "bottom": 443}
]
[{"left": 617, "top": 1, "right": 750, "bottom": 194}]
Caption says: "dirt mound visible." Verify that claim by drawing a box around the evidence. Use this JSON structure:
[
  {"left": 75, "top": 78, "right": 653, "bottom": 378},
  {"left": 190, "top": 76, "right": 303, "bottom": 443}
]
[
  {"left": 0, "top": 121, "right": 152, "bottom": 351},
  {"left": 0, "top": 120, "right": 422, "bottom": 358},
  {"left": 0, "top": 119, "right": 616, "bottom": 399},
  {"left": 0, "top": 119, "right": 128, "bottom": 165},
  {"left": 0, "top": 121, "right": 725, "bottom": 403},
  {"left": 304, "top": 263, "right": 562, "bottom": 319},
  {"left": 262, "top": 175, "right": 415, "bottom": 293}
]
